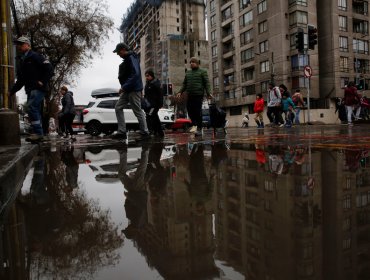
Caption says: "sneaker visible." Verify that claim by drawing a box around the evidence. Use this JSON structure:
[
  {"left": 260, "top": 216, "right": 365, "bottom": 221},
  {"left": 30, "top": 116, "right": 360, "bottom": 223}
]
[
  {"left": 189, "top": 126, "right": 197, "bottom": 133},
  {"left": 279, "top": 123, "right": 285, "bottom": 127},
  {"left": 111, "top": 133, "right": 127, "bottom": 140}
]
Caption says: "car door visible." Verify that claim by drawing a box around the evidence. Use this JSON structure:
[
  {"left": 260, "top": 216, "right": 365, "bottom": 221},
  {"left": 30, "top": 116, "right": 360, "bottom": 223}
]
[
  {"left": 124, "top": 103, "right": 139, "bottom": 124},
  {"left": 96, "top": 100, "right": 117, "bottom": 123}
]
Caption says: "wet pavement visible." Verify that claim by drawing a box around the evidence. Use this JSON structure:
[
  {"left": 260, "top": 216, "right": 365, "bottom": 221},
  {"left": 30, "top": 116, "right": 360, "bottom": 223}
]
[{"left": 1, "top": 124, "right": 370, "bottom": 280}]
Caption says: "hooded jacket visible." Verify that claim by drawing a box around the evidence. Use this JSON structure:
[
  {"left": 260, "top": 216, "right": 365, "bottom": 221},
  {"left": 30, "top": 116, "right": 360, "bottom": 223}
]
[
  {"left": 144, "top": 78, "right": 163, "bottom": 109},
  {"left": 118, "top": 51, "right": 143, "bottom": 92}
]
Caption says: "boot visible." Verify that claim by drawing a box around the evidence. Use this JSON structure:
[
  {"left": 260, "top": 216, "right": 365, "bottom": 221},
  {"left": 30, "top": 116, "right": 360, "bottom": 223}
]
[
  {"left": 255, "top": 120, "right": 261, "bottom": 127},
  {"left": 259, "top": 122, "right": 264, "bottom": 128}
]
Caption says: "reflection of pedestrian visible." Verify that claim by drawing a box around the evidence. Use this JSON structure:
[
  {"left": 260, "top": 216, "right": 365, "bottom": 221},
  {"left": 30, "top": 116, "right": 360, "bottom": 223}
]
[
  {"left": 112, "top": 42, "right": 149, "bottom": 141},
  {"left": 345, "top": 149, "right": 362, "bottom": 172},
  {"left": 61, "top": 146, "right": 79, "bottom": 193},
  {"left": 147, "top": 143, "right": 167, "bottom": 198},
  {"left": 255, "top": 144, "right": 266, "bottom": 168},
  {"left": 185, "top": 144, "right": 213, "bottom": 214},
  {"left": 59, "top": 86, "right": 76, "bottom": 141},
  {"left": 9, "top": 36, "right": 53, "bottom": 142},
  {"left": 144, "top": 70, "right": 164, "bottom": 137},
  {"left": 178, "top": 57, "right": 213, "bottom": 136},
  {"left": 119, "top": 145, "right": 149, "bottom": 238},
  {"left": 241, "top": 113, "right": 249, "bottom": 127}
]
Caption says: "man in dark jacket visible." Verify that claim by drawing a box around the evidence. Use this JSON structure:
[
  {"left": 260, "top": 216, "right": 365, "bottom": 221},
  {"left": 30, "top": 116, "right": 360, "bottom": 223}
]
[
  {"left": 178, "top": 57, "right": 212, "bottom": 136},
  {"left": 9, "top": 36, "right": 53, "bottom": 142},
  {"left": 59, "top": 86, "right": 76, "bottom": 141},
  {"left": 113, "top": 42, "right": 149, "bottom": 141},
  {"left": 144, "top": 70, "right": 164, "bottom": 137}
]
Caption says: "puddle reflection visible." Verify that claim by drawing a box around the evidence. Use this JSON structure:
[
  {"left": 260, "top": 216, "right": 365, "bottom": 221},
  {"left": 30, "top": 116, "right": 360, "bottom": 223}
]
[{"left": 1, "top": 141, "right": 370, "bottom": 280}]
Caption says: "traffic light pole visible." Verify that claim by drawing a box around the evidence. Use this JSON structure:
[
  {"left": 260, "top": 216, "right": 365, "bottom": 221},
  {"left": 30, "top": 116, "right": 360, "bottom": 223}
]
[{"left": 305, "top": 50, "right": 311, "bottom": 124}]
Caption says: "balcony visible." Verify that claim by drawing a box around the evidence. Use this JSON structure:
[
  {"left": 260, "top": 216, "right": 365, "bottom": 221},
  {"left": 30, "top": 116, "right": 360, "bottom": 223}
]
[{"left": 353, "top": 0, "right": 369, "bottom": 16}]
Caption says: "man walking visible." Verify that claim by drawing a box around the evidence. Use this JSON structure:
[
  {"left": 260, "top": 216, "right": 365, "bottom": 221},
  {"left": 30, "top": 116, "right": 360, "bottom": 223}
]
[
  {"left": 178, "top": 57, "right": 212, "bottom": 136},
  {"left": 113, "top": 42, "right": 149, "bottom": 141},
  {"left": 9, "top": 36, "right": 53, "bottom": 142}
]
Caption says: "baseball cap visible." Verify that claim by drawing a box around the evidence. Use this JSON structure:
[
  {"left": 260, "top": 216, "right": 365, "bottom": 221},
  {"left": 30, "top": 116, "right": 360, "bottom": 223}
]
[
  {"left": 14, "top": 36, "right": 31, "bottom": 45},
  {"left": 113, "top": 42, "right": 130, "bottom": 53}
]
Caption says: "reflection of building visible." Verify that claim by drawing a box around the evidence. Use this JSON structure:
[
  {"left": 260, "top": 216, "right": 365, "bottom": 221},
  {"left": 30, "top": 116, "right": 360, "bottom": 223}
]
[
  {"left": 128, "top": 145, "right": 219, "bottom": 279},
  {"left": 214, "top": 144, "right": 323, "bottom": 279},
  {"left": 120, "top": 0, "right": 209, "bottom": 93}
]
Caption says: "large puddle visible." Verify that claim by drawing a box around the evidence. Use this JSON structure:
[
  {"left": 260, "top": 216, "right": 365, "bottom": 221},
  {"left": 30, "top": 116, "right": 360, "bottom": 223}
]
[{"left": 1, "top": 139, "right": 370, "bottom": 279}]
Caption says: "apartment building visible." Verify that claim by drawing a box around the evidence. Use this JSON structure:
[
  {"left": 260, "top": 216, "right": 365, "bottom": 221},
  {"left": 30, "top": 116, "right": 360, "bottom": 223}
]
[
  {"left": 120, "top": 0, "right": 209, "bottom": 94},
  {"left": 207, "top": 0, "right": 369, "bottom": 124}
]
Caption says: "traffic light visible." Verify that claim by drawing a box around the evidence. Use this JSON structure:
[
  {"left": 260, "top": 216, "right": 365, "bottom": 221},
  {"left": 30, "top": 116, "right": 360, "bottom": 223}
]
[
  {"left": 308, "top": 25, "right": 318, "bottom": 50},
  {"left": 168, "top": 83, "right": 173, "bottom": 95},
  {"left": 295, "top": 28, "right": 304, "bottom": 53}
]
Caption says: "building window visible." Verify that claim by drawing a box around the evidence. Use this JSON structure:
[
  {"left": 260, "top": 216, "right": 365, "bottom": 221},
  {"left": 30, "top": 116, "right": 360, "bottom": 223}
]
[
  {"left": 211, "top": 30, "right": 217, "bottom": 42},
  {"left": 340, "top": 77, "right": 350, "bottom": 88},
  {"left": 339, "top": 16, "right": 348, "bottom": 31},
  {"left": 340, "top": 56, "right": 349, "bottom": 72},
  {"left": 342, "top": 238, "right": 351, "bottom": 250},
  {"left": 258, "top": 21, "right": 268, "bottom": 34},
  {"left": 213, "top": 76, "right": 219, "bottom": 89},
  {"left": 338, "top": 0, "right": 347, "bottom": 11},
  {"left": 339, "top": 36, "right": 349, "bottom": 52},
  {"left": 343, "top": 194, "right": 351, "bottom": 209},
  {"left": 257, "top": 0, "right": 267, "bottom": 14},
  {"left": 222, "top": 5, "right": 233, "bottom": 21},
  {"left": 289, "top": 11, "right": 308, "bottom": 26},
  {"left": 353, "top": 39, "right": 369, "bottom": 54},
  {"left": 289, "top": 0, "right": 307, "bottom": 6},
  {"left": 291, "top": 76, "right": 305, "bottom": 88},
  {"left": 291, "top": 54, "right": 308, "bottom": 71},
  {"left": 259, "top": 40, "right": 269, "bottom": 53},
  {"left": 240, "top": 29, "right": 253, "bottom": 46},
  {"left": 239, "top": 0, "right": 252, "bottom": 10},
  {"left": 240, "top": 10, "right": 253, "bottom": 27},
  {"left": 225, "top": 89, "right": 237, "bottom": 99},
  {"left": 210, "top": 0, "right": 215, "bottom": 12},
  {"left": 242, "top": 85, "right": 256, "bottom": 96},
  {"left": 260, "top": 60, "right": 270, "bottom": 73},
  {"left": 212, "top": 61, "right": 218, "bottom": 73},
  {"left": 241, "top": 66, "right": 255, "bottom": 82},
  {"left": 212, "top": 46, "right": 218, "bottom": 57},
  {"left": 210, "top": 15, "right": 216, "bottom": 26},
  {"left": 241, "top": 47, "right": 255, "bottom": 64}
]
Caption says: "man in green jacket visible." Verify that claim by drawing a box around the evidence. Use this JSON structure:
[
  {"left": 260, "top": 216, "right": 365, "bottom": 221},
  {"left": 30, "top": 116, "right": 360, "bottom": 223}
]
[{"left": 178, "top": 57, "right": 212, "bottom": 136}]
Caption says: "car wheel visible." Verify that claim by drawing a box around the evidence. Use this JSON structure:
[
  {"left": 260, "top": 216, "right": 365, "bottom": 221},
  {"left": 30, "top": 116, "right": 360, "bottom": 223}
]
[{"left": 87, "top": 120, "right": 102, "bottom": 136}]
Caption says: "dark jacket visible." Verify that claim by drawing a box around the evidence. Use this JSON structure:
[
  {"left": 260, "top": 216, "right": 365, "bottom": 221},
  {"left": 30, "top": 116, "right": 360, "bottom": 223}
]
[
  {"left": 144, "top": 78, "right": 163, "bottom": 109},
  {"left": 179, "top": 67, "right": 211, "bottom": 97},
  {"left": 118, "top": 51, "right": 143, "bottom": 92},
  {"left": 61, "top": 91, "right": 76, "bottom": 115},
  {"left": 10, "top": 50, "right": 53, "bottom": 94}
]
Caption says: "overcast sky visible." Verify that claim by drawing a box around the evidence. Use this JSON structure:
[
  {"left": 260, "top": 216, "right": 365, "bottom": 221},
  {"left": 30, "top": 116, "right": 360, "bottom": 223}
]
[{"left": 69, "top": 0, "right": 135, "bottom": 105}]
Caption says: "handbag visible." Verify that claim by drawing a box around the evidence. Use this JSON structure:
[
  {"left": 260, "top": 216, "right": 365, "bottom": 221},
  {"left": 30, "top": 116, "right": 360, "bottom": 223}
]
[
  {"left": 169, "top": 92, "right": 188, "bottom": 106},
  {"left": 141, "top": 97, "right": 151, "bottom": 111}
]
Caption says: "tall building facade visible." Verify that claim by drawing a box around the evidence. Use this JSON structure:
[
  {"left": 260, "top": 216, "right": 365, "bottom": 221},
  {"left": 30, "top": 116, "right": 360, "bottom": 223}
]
[
  {"left": 207, "top": 0, "right": 319, "bottom": 115},
  {"left": 120, "top": 0, "right": 209, "bottom": 94},
  {"left": 207, "top": 0, "right": 369, "bottom": 123}
]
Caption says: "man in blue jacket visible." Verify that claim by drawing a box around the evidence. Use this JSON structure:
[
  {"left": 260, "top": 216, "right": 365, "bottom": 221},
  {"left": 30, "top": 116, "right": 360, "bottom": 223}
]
[
  {"left": 113, "top": 42, "right": 149, "bottom": 141},
  {"left": 9, "top": 36, "right": 53, "bottom": 142}
]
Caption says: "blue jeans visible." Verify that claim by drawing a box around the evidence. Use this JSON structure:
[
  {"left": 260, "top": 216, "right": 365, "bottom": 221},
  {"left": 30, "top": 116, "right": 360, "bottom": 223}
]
[
  {"left": 27, "top": 90, "right": 45, "bottom": 135},
  {"left": 115, "top": 91, "right": 148, "bottom": 134},
  {"left": 295, "top": 108, "right": 301, "bottom": 124}
]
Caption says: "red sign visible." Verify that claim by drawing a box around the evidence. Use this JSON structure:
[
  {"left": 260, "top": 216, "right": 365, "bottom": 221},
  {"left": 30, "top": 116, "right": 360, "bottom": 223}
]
[{"left": 304, "top": 65, "right": 312, "bottom": 78}]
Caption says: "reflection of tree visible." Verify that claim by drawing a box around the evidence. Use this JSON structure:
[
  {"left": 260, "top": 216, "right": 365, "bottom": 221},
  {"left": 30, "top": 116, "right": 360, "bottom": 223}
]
[{"left": 22, "top": 148, "right": 123, "bottom": 279}]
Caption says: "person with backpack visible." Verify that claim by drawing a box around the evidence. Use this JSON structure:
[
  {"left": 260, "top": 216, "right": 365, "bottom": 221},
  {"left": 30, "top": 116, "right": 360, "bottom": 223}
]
[
  {"left": 9, "top": 36, "right": 53, "bottom": 142},
  {"left": 266, "top": 82, "right": 284, "bottom": 126}
]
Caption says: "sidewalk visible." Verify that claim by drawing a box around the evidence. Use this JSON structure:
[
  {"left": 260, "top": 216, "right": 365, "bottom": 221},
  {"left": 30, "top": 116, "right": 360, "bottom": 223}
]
[{"left": 0, "top": 140, "right": 39, "bottom": 216}]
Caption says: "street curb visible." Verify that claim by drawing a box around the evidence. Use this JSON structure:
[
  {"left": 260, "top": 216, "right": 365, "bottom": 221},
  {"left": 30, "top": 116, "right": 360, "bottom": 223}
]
[{"left": 0, "top": 143, "right": 39, "bottom": 216}]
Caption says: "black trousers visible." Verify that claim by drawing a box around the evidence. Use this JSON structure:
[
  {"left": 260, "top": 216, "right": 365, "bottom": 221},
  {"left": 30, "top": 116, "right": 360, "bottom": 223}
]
[
  {"left": 186, "top": 95, "right": 203, "bottom": 128},
  {"left": 146, "top": 108, "right": 163, "bottom": 136},
  {"left": 59, "top": 113, "right": 75, "bottom": 135}
]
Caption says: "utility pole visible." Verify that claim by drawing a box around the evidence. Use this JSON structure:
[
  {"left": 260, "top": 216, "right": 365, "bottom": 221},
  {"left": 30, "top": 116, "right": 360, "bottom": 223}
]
[{"left": 1, "top": 0, "right": 12, "bottom": 109}]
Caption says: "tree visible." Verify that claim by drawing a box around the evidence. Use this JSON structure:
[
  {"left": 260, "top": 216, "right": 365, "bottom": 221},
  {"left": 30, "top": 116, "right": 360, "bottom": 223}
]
[{"left": 14, "top": 0, "right": 114, "bottom": 119}]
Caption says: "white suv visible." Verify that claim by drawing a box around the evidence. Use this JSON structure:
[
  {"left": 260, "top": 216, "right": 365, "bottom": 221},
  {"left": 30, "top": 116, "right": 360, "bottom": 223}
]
[{"left": 83, "top": 96, "right": 174, "bottom": 136}]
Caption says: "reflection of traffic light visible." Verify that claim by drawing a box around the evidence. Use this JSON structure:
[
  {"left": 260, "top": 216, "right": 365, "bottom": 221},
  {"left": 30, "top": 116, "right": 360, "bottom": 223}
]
[
  {"left": 308, "top": 25, "right": 318, "bottom": 50},
  {"left": 295, "top": 28, "right": 304, "bottom": 53}
]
